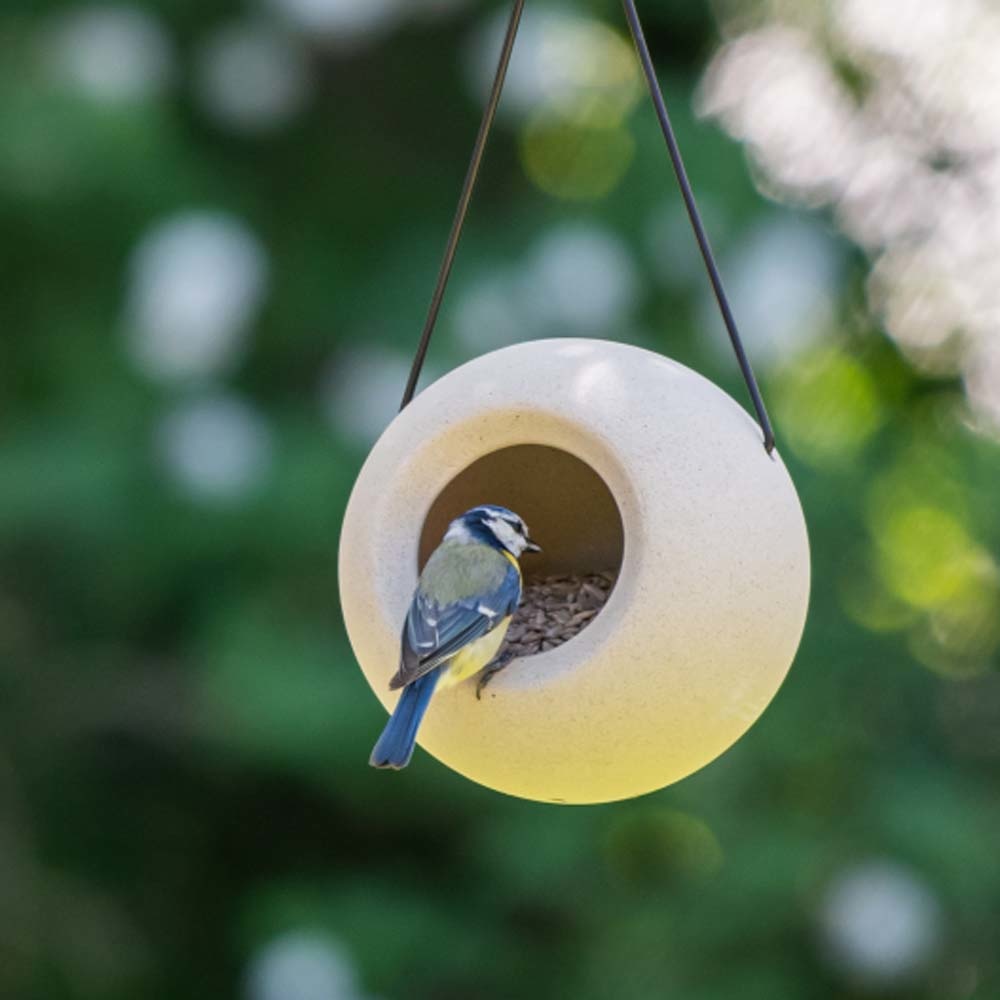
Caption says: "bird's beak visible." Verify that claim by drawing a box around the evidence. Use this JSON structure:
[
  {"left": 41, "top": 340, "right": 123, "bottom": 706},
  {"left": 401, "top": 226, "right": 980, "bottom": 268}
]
[{"left": 524, "top": 538, "right": 542, "bottom": 553}]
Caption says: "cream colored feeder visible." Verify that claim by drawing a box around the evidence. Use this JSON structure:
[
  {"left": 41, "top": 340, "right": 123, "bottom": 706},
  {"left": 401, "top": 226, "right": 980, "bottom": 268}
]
[
  {"left": 340, "top": 1, "right": 810, "bottom": 803},
  {"left": 339, "top": 338, "right": 810, "bottom": 804}
]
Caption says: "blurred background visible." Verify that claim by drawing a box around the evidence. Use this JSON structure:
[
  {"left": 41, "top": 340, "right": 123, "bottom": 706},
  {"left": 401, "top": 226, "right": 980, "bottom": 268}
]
[{"left": 2, "top": 0, "right": 1000, "bottom": 997}]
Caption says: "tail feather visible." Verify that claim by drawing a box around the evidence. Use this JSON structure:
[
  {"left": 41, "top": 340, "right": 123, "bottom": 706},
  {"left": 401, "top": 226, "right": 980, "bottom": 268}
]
[{"left": 369, "top": 670, "right": 440, "bottom": 770}]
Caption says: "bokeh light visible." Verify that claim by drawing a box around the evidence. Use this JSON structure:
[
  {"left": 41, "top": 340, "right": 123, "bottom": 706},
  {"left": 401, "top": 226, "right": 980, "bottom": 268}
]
[
  {"left": 245, "top": 931, "right": 362, "bottom": 1000},
  {"left": 465, "top": 6, "right": 639, "bottom": 123},
  {"left": 41, "top": 5, "right": 173, "bottom": 104},
  {"left": 263, "top": 0, "right": 400, "bottom": 44},
  {"left": 449, "top": 221, "right": 639, "bottom": 359},
  {"left": 263, "top": 0, "right": 469, "bottom": 45},
  {"left": 700, "top": 0, "right": 1000, "bottom": 437},
  {"left": 773, "top": 344, "right": 883, "bottom": 464},
  {"left": 195, "top": 20, "right": 311, "bottom": 135},
  {"left": 467, "top": 6, "right": 640, "bottom": 201},
  {"left": 819, "top": 860, "right": 943, "bottom": 988},
  {"left": 521, "top": 115, "right": 635, "bottom": 201},
  {"left": 521, "top": 223, "right": 638, "bottom": 335},
  {"left": 699, "top": 213, "right": 841, "bottom": 370},
  {"left": 124, "top": 211, "right": 270, "bottom": 382},
  {"left": 603, "top": 807, "right": 724, "bottom": 883},
  {"left": 157, "top": 393, "right": 274, "bottom": 504},
  {"left": 322, "top": 346, "right": 417, "bottom": 448}
]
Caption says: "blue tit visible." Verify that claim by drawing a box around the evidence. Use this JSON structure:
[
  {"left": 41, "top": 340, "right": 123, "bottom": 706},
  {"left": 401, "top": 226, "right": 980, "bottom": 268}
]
[{"left": 369, "top": 504, "right": 541, "bottom": 770}]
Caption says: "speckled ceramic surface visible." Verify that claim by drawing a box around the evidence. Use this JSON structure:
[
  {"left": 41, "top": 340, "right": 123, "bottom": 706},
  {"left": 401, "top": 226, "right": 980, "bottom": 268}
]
[{"left": 339, "top": 338, "right": 810, "bottom": 804}]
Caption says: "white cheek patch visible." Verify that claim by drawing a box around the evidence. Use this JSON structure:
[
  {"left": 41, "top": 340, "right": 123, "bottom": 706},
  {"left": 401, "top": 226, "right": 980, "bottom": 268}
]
[{"left": 486, "top": 516, "right": 523, "bottom": 554}]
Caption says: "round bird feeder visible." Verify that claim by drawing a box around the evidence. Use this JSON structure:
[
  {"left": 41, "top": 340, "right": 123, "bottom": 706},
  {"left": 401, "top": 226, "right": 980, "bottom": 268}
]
[
  {"left": 340, "top": 338, "right": 810, "bottom": 804},
  {"left": 339, "top": 1, "right": 810, "bottom": 803}
]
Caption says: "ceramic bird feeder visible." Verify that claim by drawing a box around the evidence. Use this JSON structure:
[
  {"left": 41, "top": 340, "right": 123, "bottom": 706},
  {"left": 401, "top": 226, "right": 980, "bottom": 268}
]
[
  {"left": 339, "top": 1, "right": 811, "bottom": 802},
  {"left": 340, "top": 337, "right": 810, "bottom": 804}
]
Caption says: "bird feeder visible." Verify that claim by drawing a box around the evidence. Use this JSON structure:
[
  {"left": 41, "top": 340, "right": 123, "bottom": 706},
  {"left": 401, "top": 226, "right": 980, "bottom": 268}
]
[
  {"left": 338, "top": 1, "right": 811, "bottom": 803},
  {"left": 339, "top": 338, "right": 809, "bottom": 804}
]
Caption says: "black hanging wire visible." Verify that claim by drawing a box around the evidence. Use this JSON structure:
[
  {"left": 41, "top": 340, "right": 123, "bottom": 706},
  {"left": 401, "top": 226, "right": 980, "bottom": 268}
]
[
  {"left": 620, "top": 1, "right": 775, "bottom": 453},
  {"left": 399, "top": 0, "right": 776, "bottom": 456},
  {"left": 399, "top": 0, "right": 525, "bottom": 410}
]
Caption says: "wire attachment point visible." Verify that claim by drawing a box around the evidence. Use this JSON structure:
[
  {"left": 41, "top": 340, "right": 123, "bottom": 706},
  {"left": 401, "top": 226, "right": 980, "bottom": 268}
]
[{"left": 399, "top": 0, "right": 776, "bottom": 456}]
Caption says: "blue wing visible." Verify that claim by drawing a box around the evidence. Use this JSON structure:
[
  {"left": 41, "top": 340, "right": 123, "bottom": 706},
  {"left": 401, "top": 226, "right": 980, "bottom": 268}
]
[{"left": 389, "top": 560, "right": 521, "bottom": 690}]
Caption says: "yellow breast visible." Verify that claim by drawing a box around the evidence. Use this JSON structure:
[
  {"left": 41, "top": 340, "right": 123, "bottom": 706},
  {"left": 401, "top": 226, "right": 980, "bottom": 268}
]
[{"left": 439, "top": 617, "right": 512, "bottom": 689}]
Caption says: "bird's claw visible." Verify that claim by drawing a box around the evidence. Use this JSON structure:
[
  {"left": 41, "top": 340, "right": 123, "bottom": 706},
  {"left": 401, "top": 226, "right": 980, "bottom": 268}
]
[{"left": 476, "top": 650, "right": 516, "bottom": 700}]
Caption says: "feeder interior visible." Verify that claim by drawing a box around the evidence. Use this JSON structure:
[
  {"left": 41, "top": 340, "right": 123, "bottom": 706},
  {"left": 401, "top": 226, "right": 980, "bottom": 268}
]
[
  {"left": 419, "top": 445, "right": 623, "bottom": 573},
  {"left": 418, "top": 445, "right": 624, "bottom": 654}
]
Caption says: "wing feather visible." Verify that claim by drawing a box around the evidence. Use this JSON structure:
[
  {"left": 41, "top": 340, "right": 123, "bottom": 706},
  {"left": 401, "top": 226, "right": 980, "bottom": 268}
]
[{"left": 390, "top": 555, "right": 521, "bottom": 690}]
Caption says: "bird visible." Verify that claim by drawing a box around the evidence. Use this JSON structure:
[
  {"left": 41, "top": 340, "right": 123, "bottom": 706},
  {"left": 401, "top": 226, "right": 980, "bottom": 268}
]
[{"left": 369, "top": 504, "right": 540, "bottom": 770}]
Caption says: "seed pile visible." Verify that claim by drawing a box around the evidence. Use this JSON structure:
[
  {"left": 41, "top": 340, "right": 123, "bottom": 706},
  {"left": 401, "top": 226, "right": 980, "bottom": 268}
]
[{"left": 504, "top": 571, "right": 618, "bottom": 658}]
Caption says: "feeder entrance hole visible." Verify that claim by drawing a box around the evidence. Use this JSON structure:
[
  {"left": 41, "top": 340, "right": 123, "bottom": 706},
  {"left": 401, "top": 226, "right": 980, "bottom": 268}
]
[{"left": 418, "top": 445, "right": 624, "bottom": 657}]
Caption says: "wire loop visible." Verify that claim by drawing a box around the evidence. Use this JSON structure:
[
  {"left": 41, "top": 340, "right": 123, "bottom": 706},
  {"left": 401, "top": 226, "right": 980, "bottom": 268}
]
[{"left": 400, "top": 0, "right": 776, "bottom": 455}]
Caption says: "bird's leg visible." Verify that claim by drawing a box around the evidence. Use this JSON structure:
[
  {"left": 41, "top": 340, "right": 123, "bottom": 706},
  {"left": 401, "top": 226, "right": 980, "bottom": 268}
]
[{"left": 476, "top": 649, "right": 517, "bottom": 700}]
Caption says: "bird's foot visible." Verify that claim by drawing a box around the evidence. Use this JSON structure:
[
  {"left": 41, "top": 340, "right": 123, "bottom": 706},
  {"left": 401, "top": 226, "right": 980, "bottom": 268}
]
[{"left": 476, "top": 650, "right": 517, "bottom": 700}]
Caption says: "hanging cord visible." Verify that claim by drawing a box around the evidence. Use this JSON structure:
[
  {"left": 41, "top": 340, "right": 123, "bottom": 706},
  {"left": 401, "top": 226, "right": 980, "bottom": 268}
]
[
  {"left": 399, "top": 0, "right": 525, "bottom": 410},
  {"left": 400, "top": 0, "right": 776, "bottom": 456},
  {"left": 621, "top": 0, "right": 775, "bottom": 453}
]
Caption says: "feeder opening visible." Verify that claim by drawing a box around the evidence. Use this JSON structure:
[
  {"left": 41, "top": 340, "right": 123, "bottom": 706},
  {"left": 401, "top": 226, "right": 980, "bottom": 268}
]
[{"left": 419, "top": 445, "right": 624, "bottom": 656}]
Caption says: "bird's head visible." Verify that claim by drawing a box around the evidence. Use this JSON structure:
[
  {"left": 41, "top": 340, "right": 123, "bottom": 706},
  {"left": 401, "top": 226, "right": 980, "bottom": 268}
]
[{"left": 444, "top": 504, "right": 541, "bottom": 558}]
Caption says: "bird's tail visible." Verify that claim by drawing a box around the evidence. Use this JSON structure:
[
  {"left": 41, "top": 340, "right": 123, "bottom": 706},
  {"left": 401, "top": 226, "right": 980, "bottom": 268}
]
[{"left": 369, "top": 670, "right": 440, "bottom": 770}]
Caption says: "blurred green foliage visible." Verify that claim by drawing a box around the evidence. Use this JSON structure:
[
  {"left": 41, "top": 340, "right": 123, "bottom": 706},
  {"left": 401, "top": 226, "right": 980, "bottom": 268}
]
[{"left": 1, "top": 2, "right": 999, "bottom": 999}]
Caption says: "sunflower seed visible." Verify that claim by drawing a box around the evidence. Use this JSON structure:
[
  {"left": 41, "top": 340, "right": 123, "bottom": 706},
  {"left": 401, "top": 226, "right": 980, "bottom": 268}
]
[{"left": 500, "top": 570, "right": 618, "bottom": 659}]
